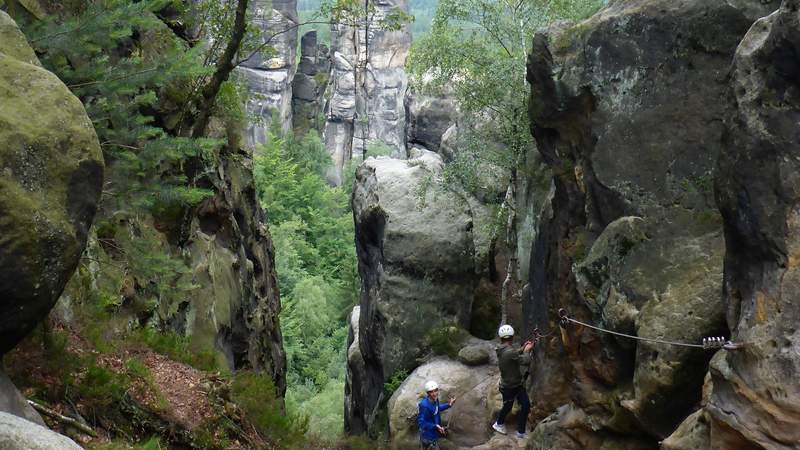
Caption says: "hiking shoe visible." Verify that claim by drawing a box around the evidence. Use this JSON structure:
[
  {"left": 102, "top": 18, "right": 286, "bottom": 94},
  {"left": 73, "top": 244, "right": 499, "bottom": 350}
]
[
  {"left": 515, "top": 431, "right": 527, "bottom": 439},
  {"left": 491, "top": 422, "right": 507, "bottom": 434}
]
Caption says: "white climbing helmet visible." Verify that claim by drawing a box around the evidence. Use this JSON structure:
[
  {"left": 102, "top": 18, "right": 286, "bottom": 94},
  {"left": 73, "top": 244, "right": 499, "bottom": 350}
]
[
  {"left": 424, "top": 380, "right": 439, "bottom": 392},
  {"left": 498, "top": 324, "right": 515, "bottom": 338}
]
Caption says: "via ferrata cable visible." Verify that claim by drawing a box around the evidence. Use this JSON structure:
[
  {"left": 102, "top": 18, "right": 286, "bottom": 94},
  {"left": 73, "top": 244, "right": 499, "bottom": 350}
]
[{"left": 557, "top": 308, "right": 745, "bottom": 351}]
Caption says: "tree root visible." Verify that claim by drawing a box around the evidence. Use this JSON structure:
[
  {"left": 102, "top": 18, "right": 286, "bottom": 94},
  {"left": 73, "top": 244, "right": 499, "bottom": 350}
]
[{"left": 27, "top": 399, "right": 98, "bottom": 437}]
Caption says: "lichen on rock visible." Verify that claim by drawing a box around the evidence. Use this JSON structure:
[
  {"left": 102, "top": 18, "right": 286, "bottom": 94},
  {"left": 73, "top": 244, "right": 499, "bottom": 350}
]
[{"left": 0, "top": 10, "right": 103, "bottom": 356}]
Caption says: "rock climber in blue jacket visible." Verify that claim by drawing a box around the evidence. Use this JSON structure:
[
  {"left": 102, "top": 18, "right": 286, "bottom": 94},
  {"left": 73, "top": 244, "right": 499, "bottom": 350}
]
[{"left": 418, "top": 380, "right": 456, "bottom": 449}]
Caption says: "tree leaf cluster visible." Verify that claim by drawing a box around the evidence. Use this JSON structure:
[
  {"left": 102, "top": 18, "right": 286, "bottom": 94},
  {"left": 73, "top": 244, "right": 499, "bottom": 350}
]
[
  {"left": 254, "top": 128, "right": 357, "bottom": 438},
  {"left": 11, "top": 0, "right": 259, "bottom": 352}
]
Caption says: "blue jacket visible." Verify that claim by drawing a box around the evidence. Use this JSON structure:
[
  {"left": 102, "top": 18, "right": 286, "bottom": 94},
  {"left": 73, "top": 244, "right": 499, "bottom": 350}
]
[{"left": 418, "top": 397, "right": 451, "bottom": 441}]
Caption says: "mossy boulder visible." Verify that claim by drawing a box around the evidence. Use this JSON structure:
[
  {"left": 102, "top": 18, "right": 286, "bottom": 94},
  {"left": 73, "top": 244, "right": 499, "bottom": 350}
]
[{"left": 0, "top": 11, "right": 103, "bottom": 354}]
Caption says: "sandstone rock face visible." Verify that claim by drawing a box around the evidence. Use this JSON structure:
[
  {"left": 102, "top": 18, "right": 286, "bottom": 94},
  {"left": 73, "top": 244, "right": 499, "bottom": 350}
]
[
  {"left": 0, "top": 10, "right": 103, "bottom": 355},
  {"left": 661, "top": 409, "right": 711, "bottom": 450},
  {"left": 527, "top": 404, "right": 655, "bottom": 450},
  {"left": 292, "top": 31, "right": 331, "bottom": 134},
  {"left": 404, "top": 86, "right": 458, "bottom": 153},
  {"left": 240, "top": 0, "right": 298, "bottom": 145},
  {"left": 388, "top": 358, "right": 498, "bottom": 449},
  {"left": 524, "top": 0, "right": 778, "bottom": 444},
  {"left": 346, "top": 151, "right": 485, "bottom": 435},
  {"left": 323, "top": 0, "right": 411, "bottom": 185},
  {"left": 0, "top": 370, "right": 44, "bottom": 426},
  {"left": 0, "top": 412, "right": 81, "bottom": 450},
  {"left": 167, "top": 154, "right": 286, "bottom": 391},
  {"left": 388, "top": 350, "right": 534, "bottom": 450},
  {"left": 709, "top": 1, "right": 800, "bottom": 448}
]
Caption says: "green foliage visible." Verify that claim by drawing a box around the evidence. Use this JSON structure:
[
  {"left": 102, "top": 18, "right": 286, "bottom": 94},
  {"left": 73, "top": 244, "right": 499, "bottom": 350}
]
[
  {"left": 131, "top": 328, "right": 221, "bottom": 372},
  {"left": 15, "top": 1, "right": 244, "bottom": 344},
  {"left": 408, "top": 0, "right": 605, "bottom": 198},
  {"left": 319, "top": 0, "right": 412, "bottom": 31},
  {"left": 93, "top": 437, "right": 167, "bottom": 450},
  {"left": 365, "top": 142, "right": 394, "bottom": 158},
  {"left": 231, "top": 372, "right": 308, "bottom": 446},
  {"left": 383, "top": 369, "right": 409, "bottom": 397},
  {"left": 255, "top": 129, "right": 357, "bottom": 440},
  {"left": 289, "top": 379, "right": 346, "bottom": 438},
  {"left": 425, "top": 324, "right": 469, "bottom": 358},
  {"left": 75, "top": 362, "right": 131, "bottom": 420}
]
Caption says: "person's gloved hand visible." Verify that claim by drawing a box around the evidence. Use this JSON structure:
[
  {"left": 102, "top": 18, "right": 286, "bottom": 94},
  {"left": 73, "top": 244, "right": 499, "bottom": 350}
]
[
  {"left": 523, "top": 340, "right": 535, "bottom": 352},
  {"left": 436, "top": 425, "right": 447, "bottom": 435}
]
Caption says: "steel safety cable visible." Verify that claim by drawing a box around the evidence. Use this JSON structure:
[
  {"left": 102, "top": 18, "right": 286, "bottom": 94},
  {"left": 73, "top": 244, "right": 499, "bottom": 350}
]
[{"left": 558, "top": 309, "right": 744, "bottom": 350}]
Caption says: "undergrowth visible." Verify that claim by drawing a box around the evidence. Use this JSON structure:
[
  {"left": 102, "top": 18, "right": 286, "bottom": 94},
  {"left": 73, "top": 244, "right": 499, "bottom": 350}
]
[{"left": 425, "top": 323, "right": 469, "bottom": 358}]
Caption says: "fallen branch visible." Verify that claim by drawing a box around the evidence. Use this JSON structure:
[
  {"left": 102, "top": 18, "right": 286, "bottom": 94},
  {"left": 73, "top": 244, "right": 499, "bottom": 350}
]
[{"left": 27, "top": 400, "right": 98, "bottom": 437}]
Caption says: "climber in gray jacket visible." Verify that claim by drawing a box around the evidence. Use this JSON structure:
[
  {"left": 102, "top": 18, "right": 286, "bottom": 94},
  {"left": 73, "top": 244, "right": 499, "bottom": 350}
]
[{"left": 492, "top": 324, "right": 534, "bottom": 439}]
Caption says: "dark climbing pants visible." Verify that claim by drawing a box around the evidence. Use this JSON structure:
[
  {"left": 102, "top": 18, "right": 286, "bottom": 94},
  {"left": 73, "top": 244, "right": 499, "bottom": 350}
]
[
  {"left": 496, "top": 385, "right": 530, "bottom": 434},
  {"left": 419, "top": 438, "right": 440, "bottom": 450}
]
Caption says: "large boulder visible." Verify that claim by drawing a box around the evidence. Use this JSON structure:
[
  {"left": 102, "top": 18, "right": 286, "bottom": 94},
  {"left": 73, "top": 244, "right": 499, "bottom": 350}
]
[
  {"left": 526, "top": 404, "right": 655, "bottom": 450},
  {"left": 388, "top": 358, "right": 497, "bottom": 449},
  {"left": 387, "top": 351, "right": 530, "bottom": 450},
  {"left": 404, "top": 86, "right": 458, "bottom": 153},
  {"left": 524, "top": 0, "right": 778, "bottom": 444},
  {"left": 0, "top": 370, "right": 44, "bottom": 426},
  {"left": 0, "top": 412, "right": 81, "bottom": 450},
  {"left": 346, "top": 150, "right": 486, "bottom": 435},
  {"left": 0, "top": 10, "right": 103, "bottom": 355},
  {"left": 709, "top": 1, "right": 800, "bottom": 448}
]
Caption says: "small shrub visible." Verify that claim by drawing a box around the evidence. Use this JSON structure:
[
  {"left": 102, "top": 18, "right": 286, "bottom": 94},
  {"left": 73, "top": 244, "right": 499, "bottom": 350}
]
[
  {"left": 425, "top": 324, "right": 469, "bottom": 358},
  {"left": 383, "top": 369, "right": 409, "bottom": 397},
  {"left": 131, "top": 329, "right": 221, "bottom": 372},
  {"left": 365, "top": 142, "right": 393, "bottom": 158},
  {"left": 92, "top": 436, "right": 166, "bottom": 450},
  {"left": 231, "top": 371, "right": 307, "bottom": 448},
  {"left": 76, "top": 363, "right": 128, "bottom": 413}
]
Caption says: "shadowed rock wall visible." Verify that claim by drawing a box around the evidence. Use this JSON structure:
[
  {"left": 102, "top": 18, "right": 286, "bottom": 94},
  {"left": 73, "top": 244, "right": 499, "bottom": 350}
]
[
  {"left": 709, "top": 1, "right": 800, "bottom": 448},
  {"left": 523, "top": 0, "right": 780, "bottom": 447}
]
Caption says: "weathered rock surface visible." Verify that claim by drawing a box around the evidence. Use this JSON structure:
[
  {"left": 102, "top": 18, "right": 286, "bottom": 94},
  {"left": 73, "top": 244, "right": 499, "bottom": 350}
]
[
  {"left": 167, "top": 151, "right": 286, "bottom": 390},
  {"left": 323, "top": 0, "right": 411, "bottom": 185},
  {"left": 240, "top": 0, "right": 298, "bottom": 145},
  {"left": 388, "top": 351, "right": 535, "bottom": 450},
  {"left": 346, "top": 151, "right": 486, "bottom": 435},
  {"left": 709, "top": 1, "right": 800, "bottom": 448},
  {"left": 661, "top": 409, "right": 711, "bottom": 450},
  {"left": 292, "top": 31, "right": 331, "bottom": 134},
  {"left": 404, "top": 86, "right": 458, "bottom": 153},
  {"left": 524, "top": 0, "right": 778, "bottom": 445},
  {"left": 0, "top": 412, "right": 81, "bottom": 450},
  {"left": 527, "top": 404, "right": 655, "bottom": 450},
  {"left": 0, "top": 369, "right": 44, "bottom": 426},
  {"left": 457, "top": 344, "right": 491, "bottom": 366},
  {"left": 0, "top": 10, "right": 103, "bottom": 355},
  {"left": 388, "top": 358, "right": 497, "bottom": 449}
]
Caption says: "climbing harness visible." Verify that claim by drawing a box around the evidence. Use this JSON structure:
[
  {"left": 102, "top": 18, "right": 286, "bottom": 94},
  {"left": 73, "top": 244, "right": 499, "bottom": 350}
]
[{"left": 558, "top": 308, "right": 745, "bottom": 351}]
